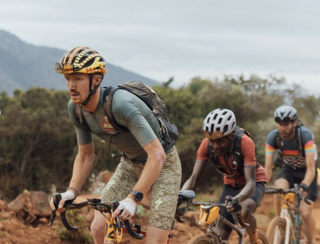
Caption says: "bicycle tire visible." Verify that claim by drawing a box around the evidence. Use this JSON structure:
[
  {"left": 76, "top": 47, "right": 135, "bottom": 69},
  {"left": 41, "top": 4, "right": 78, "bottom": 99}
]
[
  {"left": 187, "top": 234, "right": 215, "bottom": 244},
  {"left": 266, "top": 217, "right": 291, "bottom": 244},
  {"left": 244, "top": 230, "right": 269, "bottom": 244}
]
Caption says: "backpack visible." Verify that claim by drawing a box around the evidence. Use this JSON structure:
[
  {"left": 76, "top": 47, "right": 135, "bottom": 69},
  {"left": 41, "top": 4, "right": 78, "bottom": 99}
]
[
  {"left": 274, "top": 119, "right": 318, "bottom": 169},
  {"left": 74, "top": 80, "right": 178, "bottom": 152},
  {"left": 208, "top": 126, "right": 258, "bottom": 178}
]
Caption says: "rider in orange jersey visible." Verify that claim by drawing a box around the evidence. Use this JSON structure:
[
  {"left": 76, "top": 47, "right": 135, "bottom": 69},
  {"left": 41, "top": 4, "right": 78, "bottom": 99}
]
[{"left": 182, "top": 109, "right": 267, "bottom": 244}]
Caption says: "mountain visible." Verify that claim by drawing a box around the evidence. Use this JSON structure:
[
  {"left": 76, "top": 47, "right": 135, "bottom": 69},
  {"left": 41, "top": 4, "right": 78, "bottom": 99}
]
[{"left": 0, "top": 30, "right": 160, "bottom": 95}]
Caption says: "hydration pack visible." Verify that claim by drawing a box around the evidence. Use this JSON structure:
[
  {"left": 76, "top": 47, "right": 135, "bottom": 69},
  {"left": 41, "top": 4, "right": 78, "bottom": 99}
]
[{"left": 74, "top": 80, "right": 178, "bottom": 152}]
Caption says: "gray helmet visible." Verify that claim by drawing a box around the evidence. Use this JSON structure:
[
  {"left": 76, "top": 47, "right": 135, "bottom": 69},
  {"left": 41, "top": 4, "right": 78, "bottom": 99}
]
[
  {"left": 203, "top": 108, "right": 236, "bottom": 140},
  {"left": 274, "top": 105, "right": 297, "bottom": 123}
]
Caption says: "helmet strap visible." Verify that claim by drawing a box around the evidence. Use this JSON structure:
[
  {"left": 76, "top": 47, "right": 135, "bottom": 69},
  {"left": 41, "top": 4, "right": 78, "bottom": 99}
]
[
  {"left": 225, "top": 136, "right": 233, "bottom": 154},
  {"left": 82, "top": 74, "right": 100, "bottom": 106}
]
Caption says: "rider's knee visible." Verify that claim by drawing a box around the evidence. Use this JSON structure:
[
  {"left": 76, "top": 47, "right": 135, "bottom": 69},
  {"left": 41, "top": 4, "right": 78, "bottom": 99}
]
[
  {"left": 91, "top": 216, "right": 105, "bottom": 237},
  {"left": 299, "top": 208, "right": 313, "bottom": 221},
  {"left": 300, "top": 201, "right": 314, "bottom": 218},
  {"left": 240, "top": 205, "right": 253, "bottom": 222}
]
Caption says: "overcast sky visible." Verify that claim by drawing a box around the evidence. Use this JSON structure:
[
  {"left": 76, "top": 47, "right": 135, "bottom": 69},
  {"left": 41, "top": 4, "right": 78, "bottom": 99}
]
[{"left": 1, "top": 0, "right": 320, "bottom": 95}]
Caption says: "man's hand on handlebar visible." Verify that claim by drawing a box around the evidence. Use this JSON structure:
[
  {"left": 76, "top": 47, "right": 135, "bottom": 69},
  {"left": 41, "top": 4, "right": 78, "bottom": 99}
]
[
  {"left": 299, "top": 183, "right": 309, "bottom": 197},
  {"left": 112, "top": 197, "right": 137, "bottom": 221},
  {"left": 50, "top": 190, "right": 76, "bottom": 212},
  {"left": 225, "top": 195, "right": 242, "bottom": 214}
]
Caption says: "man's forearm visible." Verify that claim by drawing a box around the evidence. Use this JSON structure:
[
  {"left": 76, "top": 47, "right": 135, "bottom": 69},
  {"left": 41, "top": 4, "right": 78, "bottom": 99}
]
[
  {"left": 266, "top": 168, "right": 273, "bottom": 184},
  {"left": 69, "top": 153, "right": 95, "bottom": 192},
  {"left": 131, "top": 154, "right": 165, "bottom": 195},
  {"left": 303, "top": 154, "right": 316, "bottom": 186},
  {"left": 181, "top": 178, "right": 196, "bottom": 191},
  {"left": 236, "top": 181, "right": 255, "bottom": 203},
  {"left": 304, "top": 165, "right": 315, "bottom": 186}
]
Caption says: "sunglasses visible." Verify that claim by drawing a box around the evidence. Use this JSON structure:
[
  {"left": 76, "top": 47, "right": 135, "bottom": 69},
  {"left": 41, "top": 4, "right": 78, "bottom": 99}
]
[
  {"left": 55, "top": 63, "right": 77, "bottom": 74},
  {"left": 275, "top": 117, "right": 294, "bottom": 123}
]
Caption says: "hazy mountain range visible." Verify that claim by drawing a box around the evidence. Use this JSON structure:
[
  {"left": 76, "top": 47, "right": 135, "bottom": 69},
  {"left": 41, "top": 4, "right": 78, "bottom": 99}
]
[{"left": 0, "top": 30, "right": 159, "bottom": 96}]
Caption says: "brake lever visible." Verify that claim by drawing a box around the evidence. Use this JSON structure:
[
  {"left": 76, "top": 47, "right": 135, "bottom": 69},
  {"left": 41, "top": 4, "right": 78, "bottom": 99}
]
[
  {"left": 49, "top": 193, "right": 61, "bottom": 226},
  {"left": 48, "top": 193, "right": 78, "bottom": 229},
  {"left": 294, "top": 183, "right": 311, "bottom": 205}
]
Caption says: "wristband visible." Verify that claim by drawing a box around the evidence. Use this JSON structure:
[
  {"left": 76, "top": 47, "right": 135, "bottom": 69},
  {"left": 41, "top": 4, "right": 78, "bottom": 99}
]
[{"left": 67, "top": 186, "right": 79, "bottom": 197}]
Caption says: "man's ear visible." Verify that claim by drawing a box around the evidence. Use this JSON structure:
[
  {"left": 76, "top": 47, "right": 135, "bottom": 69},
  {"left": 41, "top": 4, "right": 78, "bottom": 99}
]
[
  {"left": 293, "top": 120, "right": 298, "bottom": 127},
  {"left": 93, "top": 74, "right": 102, "bottom": 87}
]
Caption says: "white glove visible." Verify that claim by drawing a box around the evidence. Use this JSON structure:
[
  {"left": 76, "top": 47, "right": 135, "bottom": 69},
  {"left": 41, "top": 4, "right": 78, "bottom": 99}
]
[
  {"left": 50, "top": 190, "right": 75, "bottom": 210},
  {"left": 112, "top": 198, "right": 137, "bottom": 221},
  {"left": 60, "top": 191, "right": 75, "bottom": 204}
]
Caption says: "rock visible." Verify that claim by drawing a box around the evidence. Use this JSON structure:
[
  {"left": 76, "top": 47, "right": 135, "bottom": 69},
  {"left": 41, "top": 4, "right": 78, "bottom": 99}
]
[
  {"left": 7, "top": 190, "right": 51, "bottom": 224},
  {"left": 38, "top": 217, "right": 49, "bottom": 225}
]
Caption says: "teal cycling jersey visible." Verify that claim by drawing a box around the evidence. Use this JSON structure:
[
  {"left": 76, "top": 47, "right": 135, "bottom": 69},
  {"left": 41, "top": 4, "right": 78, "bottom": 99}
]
[{"left": 68, "top": 87, "right": 164, "bottom": 162}]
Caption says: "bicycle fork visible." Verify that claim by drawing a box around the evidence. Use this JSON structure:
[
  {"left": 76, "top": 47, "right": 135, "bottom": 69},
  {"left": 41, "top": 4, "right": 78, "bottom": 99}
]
[{"left": 274, "top": 208, "right": 293, "bottom": 244}]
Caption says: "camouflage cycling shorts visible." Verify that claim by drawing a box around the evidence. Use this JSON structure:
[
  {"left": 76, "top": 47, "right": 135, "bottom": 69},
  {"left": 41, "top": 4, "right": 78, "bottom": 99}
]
[{"left": 100, "top": 146, "right": 182, "bottom": 230}]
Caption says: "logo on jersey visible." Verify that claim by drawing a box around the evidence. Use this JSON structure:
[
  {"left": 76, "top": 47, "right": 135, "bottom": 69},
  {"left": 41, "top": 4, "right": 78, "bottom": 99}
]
[{"left": 100, "top": 116, "right": 117, "bottom": 134}]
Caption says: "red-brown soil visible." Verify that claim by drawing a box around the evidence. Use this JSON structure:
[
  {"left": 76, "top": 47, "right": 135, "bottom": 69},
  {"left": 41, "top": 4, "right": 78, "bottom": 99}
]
[{"left": 0, "top": 194, "right": 319, "bottom": 244}]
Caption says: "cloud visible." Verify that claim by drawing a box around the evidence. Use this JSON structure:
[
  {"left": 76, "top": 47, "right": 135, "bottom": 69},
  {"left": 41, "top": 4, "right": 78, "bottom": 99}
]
[{"left": 0, "top": 0, "right": 319, "bottom": 95}]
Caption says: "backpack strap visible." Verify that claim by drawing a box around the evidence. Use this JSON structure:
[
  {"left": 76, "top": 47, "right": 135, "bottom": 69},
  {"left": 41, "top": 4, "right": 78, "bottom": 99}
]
[
  {"left": 74, "top": 104, "right": 93, "bottom": 132},
  {"left": 296, "top": 125, "right": 304, "bottom": 157},
  {"left": 102, "top": 86, "right": 128, "bottom": 132},
  {"left": 275, "top": 130, "right": 282, "bottom": 151},
  {"left": 232, "top": 126, "right": 245, "bottom": 176}
]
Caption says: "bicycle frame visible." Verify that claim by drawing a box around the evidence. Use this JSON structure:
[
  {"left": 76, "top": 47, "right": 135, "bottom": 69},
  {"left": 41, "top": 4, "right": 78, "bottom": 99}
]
[
  {"left": 193, "top": 201, "right": 247, "bottom": 244},
  {"left": 266, "top": 184, "right": 310, "bottom": 244},
  {"left": 272, "top": 193, "right": 299, "bottom": 244}
]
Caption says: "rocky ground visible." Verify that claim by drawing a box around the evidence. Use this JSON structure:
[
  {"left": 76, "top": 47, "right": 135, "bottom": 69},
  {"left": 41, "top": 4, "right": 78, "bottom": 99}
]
[{"left": 0, "top": 190, "right": 320, "bottom": 244}]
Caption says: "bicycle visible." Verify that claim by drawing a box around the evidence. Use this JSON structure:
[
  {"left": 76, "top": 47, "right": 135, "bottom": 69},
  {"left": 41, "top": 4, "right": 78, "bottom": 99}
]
[
  {"left": 49, "top": 190, "right": 195, "bottom": 244},
  {"left": 265, "top": 183, "right": 311, "bottom": 244},
  {"left": 187, "top": 200, "right": 268, "bottom": 244}
]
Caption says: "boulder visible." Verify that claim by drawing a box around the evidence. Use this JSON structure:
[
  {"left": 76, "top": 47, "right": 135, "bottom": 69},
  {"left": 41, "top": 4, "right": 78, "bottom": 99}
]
[{"left": 8, "top": 190, "right": 51, "bottom": 224}]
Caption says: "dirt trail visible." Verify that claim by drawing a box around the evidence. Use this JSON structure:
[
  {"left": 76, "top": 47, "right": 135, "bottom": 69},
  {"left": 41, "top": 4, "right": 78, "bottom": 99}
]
[{"left": 0, "top": 194, "right": 319, "bottom": 244}]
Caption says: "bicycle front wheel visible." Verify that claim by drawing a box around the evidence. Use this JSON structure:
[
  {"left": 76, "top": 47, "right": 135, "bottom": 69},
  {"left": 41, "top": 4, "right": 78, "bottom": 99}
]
[
  {"left": 187, "top": 234, "right": 215, "bottom": 244},
  {"left": 266, "top": 217, "right": 291, "bottom": 244},
  {"left": 244, "top": 230, "right": 269, "bottom": 244}
]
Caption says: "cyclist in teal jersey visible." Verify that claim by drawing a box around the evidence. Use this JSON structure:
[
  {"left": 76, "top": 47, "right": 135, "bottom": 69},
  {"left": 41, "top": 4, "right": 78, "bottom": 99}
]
[
  {"left": 50, "top": 46, "right": 182, "bottom": 244},
  {"left": 265, "top": 105, "right": 317, "bottom": 244}
]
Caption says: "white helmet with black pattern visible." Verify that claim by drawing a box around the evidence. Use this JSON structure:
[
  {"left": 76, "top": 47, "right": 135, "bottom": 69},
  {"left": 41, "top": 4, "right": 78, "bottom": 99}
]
[
  {"left": 274, "top": 105, "right": 297, "bottom": 123},
  {"left": 203, "top": 108, "right": 236, "bottom": 140}
]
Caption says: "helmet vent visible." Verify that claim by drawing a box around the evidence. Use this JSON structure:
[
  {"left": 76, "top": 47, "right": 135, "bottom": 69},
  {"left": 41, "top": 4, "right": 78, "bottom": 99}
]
[
  {"left": 202, "top": 108, "right": 236, "bottom": 139},
  {"left": 210, "top": 124, "right": 214, "bottom": 133}
]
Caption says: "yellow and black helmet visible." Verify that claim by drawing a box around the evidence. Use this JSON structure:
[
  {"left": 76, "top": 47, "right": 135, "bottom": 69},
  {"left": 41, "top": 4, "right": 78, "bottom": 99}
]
[{"left": 55, "top": 46, "right": 107, "bottom": 75}]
